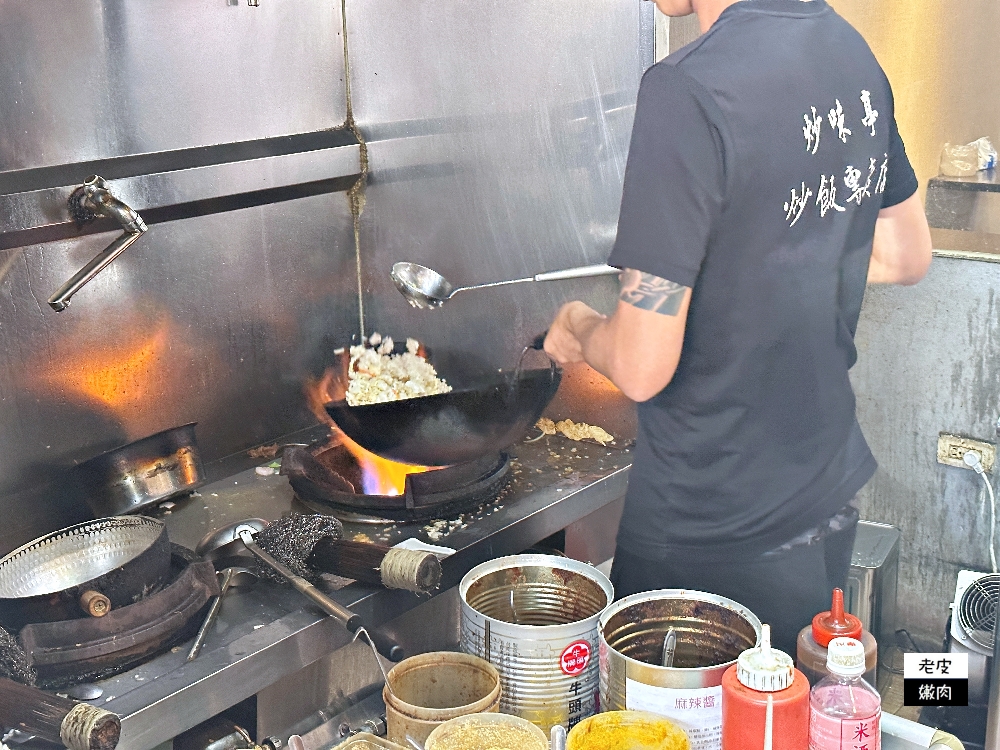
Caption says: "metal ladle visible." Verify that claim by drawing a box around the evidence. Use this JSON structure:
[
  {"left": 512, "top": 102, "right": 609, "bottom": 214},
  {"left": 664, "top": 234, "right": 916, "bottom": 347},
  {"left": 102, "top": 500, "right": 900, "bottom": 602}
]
[{"left": 391, "top": 262, "right": 620, "bottom": 310}]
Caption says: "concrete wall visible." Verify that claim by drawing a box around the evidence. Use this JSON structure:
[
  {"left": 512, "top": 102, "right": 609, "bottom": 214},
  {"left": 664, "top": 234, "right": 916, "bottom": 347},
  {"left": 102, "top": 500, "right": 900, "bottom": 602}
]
[{"left": 852, "top": 255, "right": 1000, "bottom": 639}]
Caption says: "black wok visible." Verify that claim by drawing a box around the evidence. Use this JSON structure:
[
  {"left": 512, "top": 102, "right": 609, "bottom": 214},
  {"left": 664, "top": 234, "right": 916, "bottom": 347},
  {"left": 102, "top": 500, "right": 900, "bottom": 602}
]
[{"left": 324, "top": 342, "right": 560, "bottom": 466}]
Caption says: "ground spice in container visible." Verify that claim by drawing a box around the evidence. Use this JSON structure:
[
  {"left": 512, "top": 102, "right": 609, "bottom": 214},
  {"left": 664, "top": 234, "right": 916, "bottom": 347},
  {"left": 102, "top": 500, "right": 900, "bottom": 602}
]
[
  {"left": 424, "top": 714, "right": 548, "bottom": 750},
  {"left": 566, "top": 711, "right": 690, "bottom": 750}
]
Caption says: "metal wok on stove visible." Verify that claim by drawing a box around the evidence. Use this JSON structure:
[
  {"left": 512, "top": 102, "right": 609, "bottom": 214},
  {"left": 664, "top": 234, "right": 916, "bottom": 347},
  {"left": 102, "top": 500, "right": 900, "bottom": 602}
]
[
  {"left": 0, "top": 516, "right": 172, "bottom": 631},
  {"left": 324, "top": 343, "right": 561, "bottom": 466}
]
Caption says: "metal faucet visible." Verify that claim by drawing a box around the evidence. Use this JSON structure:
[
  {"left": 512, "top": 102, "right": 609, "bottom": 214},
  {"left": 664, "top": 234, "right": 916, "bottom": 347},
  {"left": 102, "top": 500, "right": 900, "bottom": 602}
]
[{"left": 47, "top": 176, "right": 147, "bottom": 312}]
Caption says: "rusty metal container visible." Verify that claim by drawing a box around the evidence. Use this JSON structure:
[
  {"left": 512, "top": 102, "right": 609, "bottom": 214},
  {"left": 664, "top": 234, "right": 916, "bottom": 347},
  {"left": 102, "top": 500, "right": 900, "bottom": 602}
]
[
  {"left": 599, "top": 590, "right": 761, "bottom": 750},
  {"left": 382, "top": 651, "right": 501, "bottom": 747},
  {"left": 459, "top": 554, "right": 613, "bottom": 733}
]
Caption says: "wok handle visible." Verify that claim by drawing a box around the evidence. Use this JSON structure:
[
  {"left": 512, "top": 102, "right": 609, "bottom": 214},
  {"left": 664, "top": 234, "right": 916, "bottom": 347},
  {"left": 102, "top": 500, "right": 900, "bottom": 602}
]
[
  {"left": 533, "top": 264, "right": 620, "bottom": 283},
  {"left": 529, "top": 331, "right": 548, "bottom": 351},
  {"left": 0, "top": 678, "right": 121, "bottom": 750},
  {"left": 79, "top": 590, "right": 111, "bottom": 618},
  {"left": 238, "top": 531, "right": 362, "bottom": 633}
]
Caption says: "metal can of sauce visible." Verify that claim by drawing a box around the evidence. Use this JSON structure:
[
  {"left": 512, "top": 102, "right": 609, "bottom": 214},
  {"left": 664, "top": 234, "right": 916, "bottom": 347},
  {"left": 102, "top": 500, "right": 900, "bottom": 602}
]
[
  {"left": 459, "top": 554, "right": 613, "bottom": 733},
  {"left": 599, "top": 589, "right": 761, "bottom": 750}
]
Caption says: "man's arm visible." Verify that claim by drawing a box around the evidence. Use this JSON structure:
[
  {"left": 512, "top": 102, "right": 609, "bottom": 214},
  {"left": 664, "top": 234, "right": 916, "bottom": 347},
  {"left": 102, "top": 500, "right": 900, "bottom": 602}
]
[
  {"left": 543, "top": 269, "right": 691, "bottom": 403},
  {"left": 867, "top": 192, "right": 932, "bottom": 285}
]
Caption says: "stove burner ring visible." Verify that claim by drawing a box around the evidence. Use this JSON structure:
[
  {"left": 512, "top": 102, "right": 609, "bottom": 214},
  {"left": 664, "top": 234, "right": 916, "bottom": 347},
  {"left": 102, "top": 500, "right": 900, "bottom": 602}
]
[
  {"left": 19, "top": 545, "right": 219, "bottom": 688},
  {"left": 287, "top": 448, "right": 511, "bottom": 524}
]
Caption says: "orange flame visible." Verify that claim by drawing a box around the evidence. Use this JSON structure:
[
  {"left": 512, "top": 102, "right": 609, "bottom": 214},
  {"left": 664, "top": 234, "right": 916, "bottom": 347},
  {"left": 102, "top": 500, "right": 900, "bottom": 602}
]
[{"left": 304, "top": 368, "right": 433, "bottom": 496}]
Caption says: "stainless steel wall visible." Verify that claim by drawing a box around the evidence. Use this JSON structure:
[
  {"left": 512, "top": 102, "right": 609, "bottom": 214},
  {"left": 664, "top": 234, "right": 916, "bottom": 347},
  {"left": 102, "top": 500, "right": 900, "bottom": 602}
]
[
  {"left": 0, "top": 0, "right": 653, "bottom": 553},
  {"left": 0, "top": 194, "right": 359, "bottom": 554},
  {"left": 347, "top": 0, "right": 654, "bottom": 367},
  {"left": 0, "top": 0, "right": 347, "bottom": 170},
  {"left": 0, "top": 0, "right": 357, "bottom": 553}
]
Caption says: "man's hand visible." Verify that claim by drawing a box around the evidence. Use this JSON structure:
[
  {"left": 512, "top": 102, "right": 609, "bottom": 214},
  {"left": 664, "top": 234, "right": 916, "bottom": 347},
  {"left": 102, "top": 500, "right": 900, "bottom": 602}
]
[
  {"left": 543, "top": 269, "right": 692, "bottom": 402},
  {"left": 544, "top": 301, "right": 606, "bottom": 365}
]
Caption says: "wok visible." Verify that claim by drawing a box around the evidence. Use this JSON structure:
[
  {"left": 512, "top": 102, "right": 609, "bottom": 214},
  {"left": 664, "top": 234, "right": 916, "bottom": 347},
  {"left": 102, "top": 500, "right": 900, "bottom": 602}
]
[
  {"left": 72, "top": 423, "right": 205, "bottom": 516},
  {"left": 324, "top": 342, "right": 561, "bottom": 466},
  {"left": 0, "top": 516, "right": 171, "bottom": 631}
]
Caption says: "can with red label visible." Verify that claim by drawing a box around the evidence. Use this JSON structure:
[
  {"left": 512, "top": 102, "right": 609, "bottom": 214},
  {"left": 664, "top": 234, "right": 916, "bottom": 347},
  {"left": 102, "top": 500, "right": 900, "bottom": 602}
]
[
  {"left": 599, "top": 590, "right": 762, "bottom": 750},
  {"left": 459, "top": 555, "right": 614, "bottom": 733}
]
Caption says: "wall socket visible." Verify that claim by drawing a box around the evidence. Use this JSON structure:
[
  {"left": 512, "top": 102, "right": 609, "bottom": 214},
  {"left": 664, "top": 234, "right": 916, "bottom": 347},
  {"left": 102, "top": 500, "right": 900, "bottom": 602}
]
[{"left": 937, "top": 433, "right": 996, "bottom": 473}]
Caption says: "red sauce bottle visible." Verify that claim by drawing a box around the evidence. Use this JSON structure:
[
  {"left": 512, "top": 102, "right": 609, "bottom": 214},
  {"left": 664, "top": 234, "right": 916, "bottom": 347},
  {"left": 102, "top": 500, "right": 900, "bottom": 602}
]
[
  {"left": 797, "top": 588, "right": 878, "bottom": 687},
  {"left": 722, "top": 624, "right": 810, "bottom": 750}
]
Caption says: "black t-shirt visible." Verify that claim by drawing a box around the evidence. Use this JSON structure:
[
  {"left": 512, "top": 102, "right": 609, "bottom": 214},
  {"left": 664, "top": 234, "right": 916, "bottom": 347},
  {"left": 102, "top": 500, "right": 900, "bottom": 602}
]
[{"left": 607, "top": 0, "right": 918, "bottom": 562}]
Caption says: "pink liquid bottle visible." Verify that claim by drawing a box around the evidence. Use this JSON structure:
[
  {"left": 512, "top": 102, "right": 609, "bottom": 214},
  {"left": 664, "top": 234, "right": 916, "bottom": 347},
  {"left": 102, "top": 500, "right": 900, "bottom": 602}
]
[{"left": 808, "top": 637, "right": 880, "bottom": 750}]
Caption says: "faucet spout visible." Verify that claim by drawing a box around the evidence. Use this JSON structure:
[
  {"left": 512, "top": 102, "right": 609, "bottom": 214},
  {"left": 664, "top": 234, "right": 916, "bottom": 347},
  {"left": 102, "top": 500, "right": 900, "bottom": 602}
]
[{"left": 47, "top": 176, "right": 147, "bottom": 312}]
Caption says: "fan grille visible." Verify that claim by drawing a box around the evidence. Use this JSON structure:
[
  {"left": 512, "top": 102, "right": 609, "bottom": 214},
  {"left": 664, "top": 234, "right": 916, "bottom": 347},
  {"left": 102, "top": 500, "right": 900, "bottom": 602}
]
[{"left": 958, "top": 574, "right": 1000, "bottom": 651}]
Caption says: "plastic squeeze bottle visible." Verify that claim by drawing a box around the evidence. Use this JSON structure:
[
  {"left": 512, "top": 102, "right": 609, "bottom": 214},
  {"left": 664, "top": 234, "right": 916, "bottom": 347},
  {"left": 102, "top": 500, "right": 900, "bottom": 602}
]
[
  {"left": 722, "top": 624, "right": 809, "bottom": 750},
  {"left": 797, "top": 588, "right": 878, "bottom": 686},
  {"left": 808, "top": 637, "right": 881, "bottom": 750}
]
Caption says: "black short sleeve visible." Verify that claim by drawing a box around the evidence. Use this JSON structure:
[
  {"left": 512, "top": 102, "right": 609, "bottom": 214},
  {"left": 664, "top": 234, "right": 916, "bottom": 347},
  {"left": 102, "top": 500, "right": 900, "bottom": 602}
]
[
  {"left": 880, "top": 115, "right": 918, "bottom": 208},
  {"left": 607, "top": 64, "right": 726, "bottom": 288}
]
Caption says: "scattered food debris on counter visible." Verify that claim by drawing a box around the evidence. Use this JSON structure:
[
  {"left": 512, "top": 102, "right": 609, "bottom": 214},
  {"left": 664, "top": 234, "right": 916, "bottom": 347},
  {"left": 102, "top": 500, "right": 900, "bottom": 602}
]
[
  {"left": 248, "top": 444, "right": 281, "bottom": 459},
  {"left": 536, "top": 417, "right": 614, "bottom": 445},
  {"left": 423, "top": 518, "right": 467, "bottom": 542}
]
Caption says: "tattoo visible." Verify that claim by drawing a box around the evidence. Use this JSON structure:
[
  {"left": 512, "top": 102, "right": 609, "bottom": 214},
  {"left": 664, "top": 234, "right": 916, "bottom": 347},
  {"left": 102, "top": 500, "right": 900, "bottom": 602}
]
[{"left": 619, "top": 269, "right": 689, "bottom": 315}]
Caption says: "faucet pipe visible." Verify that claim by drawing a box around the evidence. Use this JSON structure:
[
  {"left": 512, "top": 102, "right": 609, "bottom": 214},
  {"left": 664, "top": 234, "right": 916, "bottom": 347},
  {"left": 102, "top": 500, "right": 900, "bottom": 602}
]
[{"left": 48, "top": 176, "right": 147, "bottom": 312}]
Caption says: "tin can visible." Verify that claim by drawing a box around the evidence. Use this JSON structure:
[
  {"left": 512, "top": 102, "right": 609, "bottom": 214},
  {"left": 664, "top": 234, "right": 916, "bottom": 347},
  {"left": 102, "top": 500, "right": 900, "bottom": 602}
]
[
  {"left": 599, "top": 589, "right": 761, "bottom": 750},
  {"left": 459, "top": 554, "right": 613, "bottom": 732}
]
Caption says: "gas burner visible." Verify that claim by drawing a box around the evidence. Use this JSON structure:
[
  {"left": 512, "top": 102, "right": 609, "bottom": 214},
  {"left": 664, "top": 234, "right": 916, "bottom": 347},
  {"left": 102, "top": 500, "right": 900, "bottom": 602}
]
[
  {"left": 283, "top": 444, "right": 511, "bottom": 523},
  {"left": 20, "top": 545, "right": 219, "bottom": 688}
]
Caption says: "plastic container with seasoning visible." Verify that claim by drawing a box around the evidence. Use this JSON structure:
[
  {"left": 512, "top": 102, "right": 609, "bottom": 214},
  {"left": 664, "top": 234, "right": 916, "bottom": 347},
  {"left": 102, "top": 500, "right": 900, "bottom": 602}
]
[
  {"left": 809, "top": 637, "right": 881, "bottom": 750},
  {"left": 796, "top": 588, "right": 877, "bottom": 686},
  {"left": 722, "top": 624, "right": 809, "bottom": 749}
]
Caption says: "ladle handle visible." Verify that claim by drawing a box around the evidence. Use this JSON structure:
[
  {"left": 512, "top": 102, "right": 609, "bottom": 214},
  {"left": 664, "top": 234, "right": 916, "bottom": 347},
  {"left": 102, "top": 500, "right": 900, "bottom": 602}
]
[
  {"left": 533, "top": 264, "right": 620, "bottom": 283},
  {"left": 187, "top": 567, "right": 235, "bottom": 661},
  {"left": 238, "top": 531, "right": 363, "bottom": 633}
]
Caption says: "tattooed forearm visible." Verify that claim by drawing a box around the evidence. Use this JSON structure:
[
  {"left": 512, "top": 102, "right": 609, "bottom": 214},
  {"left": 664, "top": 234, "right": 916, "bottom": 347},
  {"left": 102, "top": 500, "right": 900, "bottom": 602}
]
[{"left": 619, "top": 269, "right": 689, "bottom": 315}]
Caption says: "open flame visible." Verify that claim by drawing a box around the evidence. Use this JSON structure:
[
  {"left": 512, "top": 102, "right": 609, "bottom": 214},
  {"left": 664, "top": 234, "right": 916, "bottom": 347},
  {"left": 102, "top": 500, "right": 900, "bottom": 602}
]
[{"left": 304, "top": 368, "right": 433, "bottom": 496}]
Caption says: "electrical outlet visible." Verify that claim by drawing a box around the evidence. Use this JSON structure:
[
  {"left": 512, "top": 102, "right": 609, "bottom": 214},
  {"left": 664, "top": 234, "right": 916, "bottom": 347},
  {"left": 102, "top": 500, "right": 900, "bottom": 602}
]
[{"left": 937, "top": 433, "right": 996, "bottom": 473}]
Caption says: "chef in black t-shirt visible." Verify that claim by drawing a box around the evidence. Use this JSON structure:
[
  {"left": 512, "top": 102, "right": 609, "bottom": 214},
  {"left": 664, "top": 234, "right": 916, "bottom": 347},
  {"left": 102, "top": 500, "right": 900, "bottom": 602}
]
[{"left": 543, "top": 0, "right": 932, "bottom": 654}]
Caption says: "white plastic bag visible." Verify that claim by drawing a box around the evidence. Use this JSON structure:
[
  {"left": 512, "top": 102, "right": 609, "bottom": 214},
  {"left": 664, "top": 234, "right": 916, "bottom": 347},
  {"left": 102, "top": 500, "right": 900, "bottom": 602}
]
[{"left": 941, "top": 137, "right": 997, "bottom": 176}]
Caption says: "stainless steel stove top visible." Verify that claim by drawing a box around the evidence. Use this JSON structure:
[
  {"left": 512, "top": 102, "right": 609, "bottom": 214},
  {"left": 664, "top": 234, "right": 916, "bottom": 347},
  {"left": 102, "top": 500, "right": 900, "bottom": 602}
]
[{"left": 46, "top": 437, "right": 630, "bottom": 750}]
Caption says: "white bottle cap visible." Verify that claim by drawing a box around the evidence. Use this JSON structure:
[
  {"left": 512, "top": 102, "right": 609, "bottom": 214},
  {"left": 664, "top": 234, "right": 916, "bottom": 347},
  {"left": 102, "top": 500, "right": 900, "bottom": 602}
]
[
  {"left": 736, "top": 624, "right": 795, "bottom": 692},
  {"left": 826, "top": 637, "right": 866, "bottom": 677}
]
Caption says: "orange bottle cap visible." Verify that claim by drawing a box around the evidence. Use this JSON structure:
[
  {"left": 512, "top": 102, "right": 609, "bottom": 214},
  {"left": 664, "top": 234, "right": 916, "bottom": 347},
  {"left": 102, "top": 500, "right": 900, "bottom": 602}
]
[{"left": 811, "top": 588, "right": 862, "bottom": 647}]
